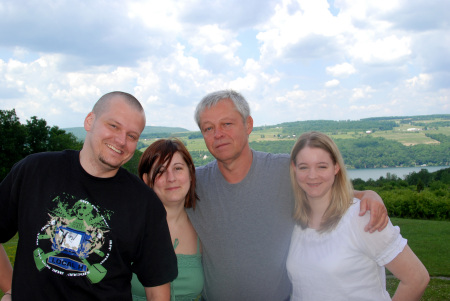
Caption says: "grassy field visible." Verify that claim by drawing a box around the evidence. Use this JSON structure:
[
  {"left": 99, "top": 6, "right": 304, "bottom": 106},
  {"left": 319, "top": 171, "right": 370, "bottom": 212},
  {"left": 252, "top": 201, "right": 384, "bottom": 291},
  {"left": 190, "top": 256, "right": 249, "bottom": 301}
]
[
  {"left": 386, "top": 218, "right": 450, "bottom": 300},
  {"left": 1, "top": 218, "right": 449, "bottom": 299}
]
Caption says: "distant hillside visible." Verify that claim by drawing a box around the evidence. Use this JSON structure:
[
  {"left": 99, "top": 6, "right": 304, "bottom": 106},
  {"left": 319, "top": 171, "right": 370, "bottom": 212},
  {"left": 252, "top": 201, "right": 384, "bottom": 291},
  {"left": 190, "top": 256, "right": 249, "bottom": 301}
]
[
  {"left": 256, "top": 114, "right": 450, "bottom": 135},
  {"left": 64, "top": 126, "right": 190, "bottom": 141}
]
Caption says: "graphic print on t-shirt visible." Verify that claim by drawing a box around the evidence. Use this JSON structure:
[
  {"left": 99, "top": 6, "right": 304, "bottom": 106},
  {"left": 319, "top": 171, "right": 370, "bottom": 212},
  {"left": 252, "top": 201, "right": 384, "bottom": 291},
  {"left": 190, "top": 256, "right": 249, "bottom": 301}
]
[{"left": 33, "top": 194, "right": 114, "bottom": 283}]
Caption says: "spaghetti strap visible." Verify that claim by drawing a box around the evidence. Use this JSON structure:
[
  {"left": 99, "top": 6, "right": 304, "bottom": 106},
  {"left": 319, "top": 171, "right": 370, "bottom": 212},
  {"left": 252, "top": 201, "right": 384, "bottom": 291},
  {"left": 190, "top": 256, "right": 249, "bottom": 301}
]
[{"left": 173, "top": 238, "right": 179, "bottom": 251}]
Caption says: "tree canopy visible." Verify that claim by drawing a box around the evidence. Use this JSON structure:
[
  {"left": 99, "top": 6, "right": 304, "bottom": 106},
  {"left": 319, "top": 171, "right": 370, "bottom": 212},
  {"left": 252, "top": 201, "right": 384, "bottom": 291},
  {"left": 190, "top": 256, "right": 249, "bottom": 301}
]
[{"left": 0, "top": 109, "right": 83, "bottom": 181}]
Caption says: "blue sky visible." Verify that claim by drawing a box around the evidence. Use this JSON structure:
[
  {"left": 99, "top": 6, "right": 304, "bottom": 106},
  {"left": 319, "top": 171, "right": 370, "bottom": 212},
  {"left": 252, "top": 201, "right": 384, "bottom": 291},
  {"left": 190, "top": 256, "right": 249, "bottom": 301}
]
[{"left": 0, "top": 0, "right": 449, "bottom": 131}]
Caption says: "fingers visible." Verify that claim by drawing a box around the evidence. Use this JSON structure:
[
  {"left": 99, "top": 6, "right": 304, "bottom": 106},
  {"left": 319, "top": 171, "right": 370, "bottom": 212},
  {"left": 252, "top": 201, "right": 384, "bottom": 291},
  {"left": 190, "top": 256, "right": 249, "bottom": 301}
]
[
  {"left": 359, "top": 198, "right": 368, "bottom": 216},
  {"left": 379, "top": 215, "right": 389, "bottom": 231},
  {"left": 365, "top": 206, "right": 389, "bottom": 233},
  {"left": 364, "top": 208, "right": 377, "bottom": 232}
]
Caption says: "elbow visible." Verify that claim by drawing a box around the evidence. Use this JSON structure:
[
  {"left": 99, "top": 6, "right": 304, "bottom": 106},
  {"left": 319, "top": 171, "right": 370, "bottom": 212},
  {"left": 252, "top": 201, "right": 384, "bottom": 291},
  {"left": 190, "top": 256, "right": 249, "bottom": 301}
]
[
  {"left": 414, "top": 267, "right": 430, "bottom": 296},
  {"left": 419, "top": 263, "right": 430, "bottom": 288},
  {"left": 422, "top": 271, "right": 430, "bottom": 290}
]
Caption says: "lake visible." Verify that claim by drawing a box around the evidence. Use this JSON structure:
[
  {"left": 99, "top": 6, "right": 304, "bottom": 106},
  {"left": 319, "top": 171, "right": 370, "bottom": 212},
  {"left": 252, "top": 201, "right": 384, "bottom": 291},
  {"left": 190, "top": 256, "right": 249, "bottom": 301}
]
[{"left": 347, "top": 166, "right": 449, "bottom": 181}]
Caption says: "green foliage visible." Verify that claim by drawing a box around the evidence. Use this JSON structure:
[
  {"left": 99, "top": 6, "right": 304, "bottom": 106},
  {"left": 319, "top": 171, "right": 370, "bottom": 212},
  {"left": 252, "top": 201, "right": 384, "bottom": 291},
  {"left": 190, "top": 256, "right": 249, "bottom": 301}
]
[
  {"left": 190, "top": 150, "right": 216, "bottom": 167},
  {"left": 122, "top": 150, "right": 143, "bottom": 176},
  {"left": 381, "top": 189, "right": 450, "bottom": 220},
  {"left": 0, "top": 110, "right": 83, "bottom": 182},
  {"left": 277, "top": 119, "right": 398, "bottom": 135},
  {"left": 365, "top": 114, "right": 449, "bottom": 122},
  {"left": 249, "top": 135, "right": 449, "bottom": 169},
  {"left": 0, "top": 109, "right": 28, "bottom": 180},
  {"left": 426, "top": 133, "right": 450, "bottom": 143},
  {"left": 352, "top": 168, "right": 450, "bottom": 220},
  {"left": 136, "top": 141, "right": 147, "bottom": 150},
  {"left": 140, "top": 132, "right": 173, "bottom": 139},
  {"left": 188, "top": 132, "right": 204, "bottom": 139},
  {"left": 417, "top": 179, "right": 425, "bottom": 192},
  {"left": 249, "top": 140, "right": 294, "bottom": 154}
]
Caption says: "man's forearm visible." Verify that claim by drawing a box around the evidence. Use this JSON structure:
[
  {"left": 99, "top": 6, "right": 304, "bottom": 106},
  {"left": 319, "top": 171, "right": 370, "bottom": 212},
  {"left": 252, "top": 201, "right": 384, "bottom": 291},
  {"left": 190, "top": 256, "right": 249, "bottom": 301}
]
[
  {"left": 353, "top": 190, "right": 363, "bottom": 199},
  {"left": 0, "top": 244, "right": 13, "bottom": 293},
  {"left": 354, "top": 190, "right": 383, "bottom": 203}
]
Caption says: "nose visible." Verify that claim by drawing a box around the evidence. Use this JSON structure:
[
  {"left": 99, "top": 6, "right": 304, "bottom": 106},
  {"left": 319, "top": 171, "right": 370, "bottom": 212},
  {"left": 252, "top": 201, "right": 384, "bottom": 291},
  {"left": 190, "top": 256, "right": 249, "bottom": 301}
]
[
  {"left": 307, "top": 168, "right": 318, "bottom": 179},
  {"left": 115, "top": 131, "right": 127, "bottom": 146},
  {"left": 166, "top": 169, "right": 176, "bottom": 182},
  {"left": 214, "top": 128, "right": 224, "bottom": 139}
]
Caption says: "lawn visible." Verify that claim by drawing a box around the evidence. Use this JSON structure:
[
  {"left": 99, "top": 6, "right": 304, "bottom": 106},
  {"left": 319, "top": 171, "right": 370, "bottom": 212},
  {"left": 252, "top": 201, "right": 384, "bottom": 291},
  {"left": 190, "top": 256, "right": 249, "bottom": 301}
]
[
  {"left": 1, "top": 219, "right": 449, "bottom": 299},
  {"left": 386, "top": 218, "right": 450, "bottom": 300}
]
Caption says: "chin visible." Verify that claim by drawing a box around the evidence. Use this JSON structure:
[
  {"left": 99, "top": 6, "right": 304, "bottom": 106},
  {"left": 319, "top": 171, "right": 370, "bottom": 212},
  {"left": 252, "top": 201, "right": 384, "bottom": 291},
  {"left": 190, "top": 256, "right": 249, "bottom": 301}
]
[{"left": 99, "top": 156, "right": 125, "bottom": 170}]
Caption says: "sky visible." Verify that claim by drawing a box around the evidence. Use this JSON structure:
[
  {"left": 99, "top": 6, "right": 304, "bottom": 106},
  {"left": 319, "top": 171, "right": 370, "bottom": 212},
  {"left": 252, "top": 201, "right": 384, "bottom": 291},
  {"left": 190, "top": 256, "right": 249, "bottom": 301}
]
[{"left": 0, "top": 0, "right": 449, "bottom": 131}]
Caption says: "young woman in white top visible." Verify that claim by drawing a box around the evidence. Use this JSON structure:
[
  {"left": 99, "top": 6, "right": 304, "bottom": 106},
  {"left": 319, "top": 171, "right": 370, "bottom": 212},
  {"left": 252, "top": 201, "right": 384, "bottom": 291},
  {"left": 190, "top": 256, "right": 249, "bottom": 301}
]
[{"left": 286, "top": 131, "right": 429, "bottom": 301}]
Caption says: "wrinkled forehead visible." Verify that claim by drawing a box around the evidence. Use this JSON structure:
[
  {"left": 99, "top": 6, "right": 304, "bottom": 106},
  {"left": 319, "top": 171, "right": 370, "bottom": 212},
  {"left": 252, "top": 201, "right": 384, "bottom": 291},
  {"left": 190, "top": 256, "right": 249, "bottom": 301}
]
[{"left": 201, "top": 99, "right": 242, "bottom": 120}]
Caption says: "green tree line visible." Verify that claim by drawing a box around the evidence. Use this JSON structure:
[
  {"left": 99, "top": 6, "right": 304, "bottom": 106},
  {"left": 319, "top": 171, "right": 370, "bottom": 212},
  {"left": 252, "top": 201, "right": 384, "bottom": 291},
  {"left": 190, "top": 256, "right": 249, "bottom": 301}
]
[
  {"left": 352, "top": 168, "right": 450, "bottom": 220},
  {"left": 1, "top": 109, "right": 84, "bottom": 181},
  {"left": 364, "top": 114, "right": 449, "bottom": 121},
  {"left": 248, "top": 135, "right": 449, "bottom": 169},
  {"left": 275, "top": 119, "right": 398, "bottom": 135}
]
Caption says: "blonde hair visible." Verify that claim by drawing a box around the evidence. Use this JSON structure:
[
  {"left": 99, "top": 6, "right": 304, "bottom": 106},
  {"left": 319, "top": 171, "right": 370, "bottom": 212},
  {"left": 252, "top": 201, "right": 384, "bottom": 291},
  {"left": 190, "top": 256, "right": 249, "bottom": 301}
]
[{"left": 290, "top": 131, "right": 354, "bottom": 233}]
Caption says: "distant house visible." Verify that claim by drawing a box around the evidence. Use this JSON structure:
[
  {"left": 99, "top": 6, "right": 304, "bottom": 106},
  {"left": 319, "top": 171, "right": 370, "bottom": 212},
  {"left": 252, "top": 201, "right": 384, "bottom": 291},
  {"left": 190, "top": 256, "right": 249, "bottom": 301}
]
[
  {"left": 407, "top": 128, "right": 421, "bottom": 132},
  {"left": 366, "top": 130, "right": 372, "bottom": 134}
]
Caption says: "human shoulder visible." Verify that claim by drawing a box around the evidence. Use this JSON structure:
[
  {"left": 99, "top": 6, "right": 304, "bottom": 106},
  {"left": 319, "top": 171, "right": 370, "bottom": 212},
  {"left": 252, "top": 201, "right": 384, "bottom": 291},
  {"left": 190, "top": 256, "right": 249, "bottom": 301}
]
[
  {"left": 252, "top": 150, "right": 290, "bottom": 170},
  {"left": 253, "top": 150, "right": 290, "bottom": 161},
  {"left": 10, "top": 150, "right": 75, "bottom": 172},
  {"left": 343, "top": 198, "right": 367, "bottom": 229},
  {"left": 195, "top": 159, "right": 218, "bottom": 178},
  {"left": 25, "top": 149, "right": 74, "bottom": 161},
  {"left": 347, "top": 198, "right": 406, "bottom": 263},
  {"left": 253, "top": 150, "right": 290, "bottom": 164}
]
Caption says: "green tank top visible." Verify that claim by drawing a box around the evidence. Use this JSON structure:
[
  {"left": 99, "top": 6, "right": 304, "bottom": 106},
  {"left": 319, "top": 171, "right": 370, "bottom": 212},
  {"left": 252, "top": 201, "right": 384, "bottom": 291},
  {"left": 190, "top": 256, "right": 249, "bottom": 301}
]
[{"left": 131, "top": 237, "right": 204, "bottom": 301}]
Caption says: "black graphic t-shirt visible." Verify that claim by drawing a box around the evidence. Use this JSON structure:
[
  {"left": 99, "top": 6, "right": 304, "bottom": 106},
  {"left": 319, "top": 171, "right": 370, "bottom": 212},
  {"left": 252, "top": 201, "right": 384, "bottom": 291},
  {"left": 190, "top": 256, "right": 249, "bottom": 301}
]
[{"left": 0, "top": 150, "right": 177, "bottom": 300}]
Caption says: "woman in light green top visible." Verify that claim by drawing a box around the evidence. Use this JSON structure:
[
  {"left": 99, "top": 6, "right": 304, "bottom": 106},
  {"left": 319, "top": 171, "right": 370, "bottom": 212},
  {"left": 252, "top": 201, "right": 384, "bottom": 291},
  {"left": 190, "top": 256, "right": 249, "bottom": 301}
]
[{"left": 131, "top": 139, "right": 204, "bottom": 301}]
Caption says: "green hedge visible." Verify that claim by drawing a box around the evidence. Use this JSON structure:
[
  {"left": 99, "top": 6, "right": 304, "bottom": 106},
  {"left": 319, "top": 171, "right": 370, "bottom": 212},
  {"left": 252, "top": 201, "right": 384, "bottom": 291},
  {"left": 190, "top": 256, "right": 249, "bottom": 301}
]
[{"left": 379, "top": 188, "right": 450, "bottom": 220}]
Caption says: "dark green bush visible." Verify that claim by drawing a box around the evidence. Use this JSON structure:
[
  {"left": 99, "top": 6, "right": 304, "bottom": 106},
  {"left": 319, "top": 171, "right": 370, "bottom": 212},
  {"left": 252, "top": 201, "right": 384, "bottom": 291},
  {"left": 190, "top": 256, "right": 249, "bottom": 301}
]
[{"left": 380, "top": 188, "right": 449, "bottom": 220}]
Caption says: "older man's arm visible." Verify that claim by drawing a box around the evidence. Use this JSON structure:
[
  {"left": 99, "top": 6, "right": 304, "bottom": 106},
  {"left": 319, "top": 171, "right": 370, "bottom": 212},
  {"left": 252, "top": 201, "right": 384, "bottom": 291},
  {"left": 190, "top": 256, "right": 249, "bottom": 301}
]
[{"left": 354, "top": 190, "right": 389, "bottom": 232}]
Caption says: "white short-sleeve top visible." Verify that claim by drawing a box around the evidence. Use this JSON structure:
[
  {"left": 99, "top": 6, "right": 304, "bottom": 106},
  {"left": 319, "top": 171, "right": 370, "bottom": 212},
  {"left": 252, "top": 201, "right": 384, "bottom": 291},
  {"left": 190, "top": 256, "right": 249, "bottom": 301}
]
[{"left": 286, "top": 198, "right": 407, "bottom": 301}]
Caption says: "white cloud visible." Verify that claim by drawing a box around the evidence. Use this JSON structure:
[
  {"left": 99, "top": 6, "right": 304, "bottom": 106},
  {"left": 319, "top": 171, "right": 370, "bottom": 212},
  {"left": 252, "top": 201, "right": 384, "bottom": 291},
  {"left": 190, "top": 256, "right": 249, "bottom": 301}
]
[
  {"left": 325, "top": 79, "right": 340, "bottom": 88},
  {"left": 326, "top": 63, "right": 356, "bottom": 77},
  {"left": 351, "top": 86, "right": 375, "bottom": 101},
  {"left": 0, "top": 0, "right": 448, "bottom": 131},
  {"left": 405, "top": 74, "right": 432, "bottom": 89},
  {"left": 349, "top": 35, "right": 411, "bottom": 64},
  {"left": 187, "top": 24, "right": 242, "bottom": 67},
  {"left": 127, "top": 0, "right": 183, "bottom": 32}
]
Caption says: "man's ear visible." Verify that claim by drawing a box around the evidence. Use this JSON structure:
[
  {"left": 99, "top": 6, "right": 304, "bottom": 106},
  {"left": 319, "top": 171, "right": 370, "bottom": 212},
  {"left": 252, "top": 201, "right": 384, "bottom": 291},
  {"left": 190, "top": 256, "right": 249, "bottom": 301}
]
[
  {"left": 84, "top": 112, "right": 95, "bottom": 131},
  {"left": 246, "top": 115, "right": 253, "bottom": 135}
]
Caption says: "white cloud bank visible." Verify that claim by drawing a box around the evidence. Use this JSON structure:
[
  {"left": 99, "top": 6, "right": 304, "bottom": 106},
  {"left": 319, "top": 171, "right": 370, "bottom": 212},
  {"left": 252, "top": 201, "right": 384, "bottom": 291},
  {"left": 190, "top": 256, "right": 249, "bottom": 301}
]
[{"left": 0, "top": 0, "right": 448, "bottom": 130}]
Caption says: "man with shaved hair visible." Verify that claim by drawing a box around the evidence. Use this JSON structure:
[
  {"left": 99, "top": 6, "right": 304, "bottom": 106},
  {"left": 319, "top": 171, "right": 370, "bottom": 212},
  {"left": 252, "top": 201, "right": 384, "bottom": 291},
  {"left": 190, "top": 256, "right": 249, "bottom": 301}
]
[{"left": 0, "top": 91, "right": 177, "bottom": 301}]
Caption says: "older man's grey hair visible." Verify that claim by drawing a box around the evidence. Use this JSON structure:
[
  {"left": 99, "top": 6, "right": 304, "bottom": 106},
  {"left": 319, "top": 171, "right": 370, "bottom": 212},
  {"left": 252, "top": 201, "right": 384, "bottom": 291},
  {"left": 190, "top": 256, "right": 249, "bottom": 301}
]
[{"left": 194, "top": 90, "right": 251, "bottom": 128}]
